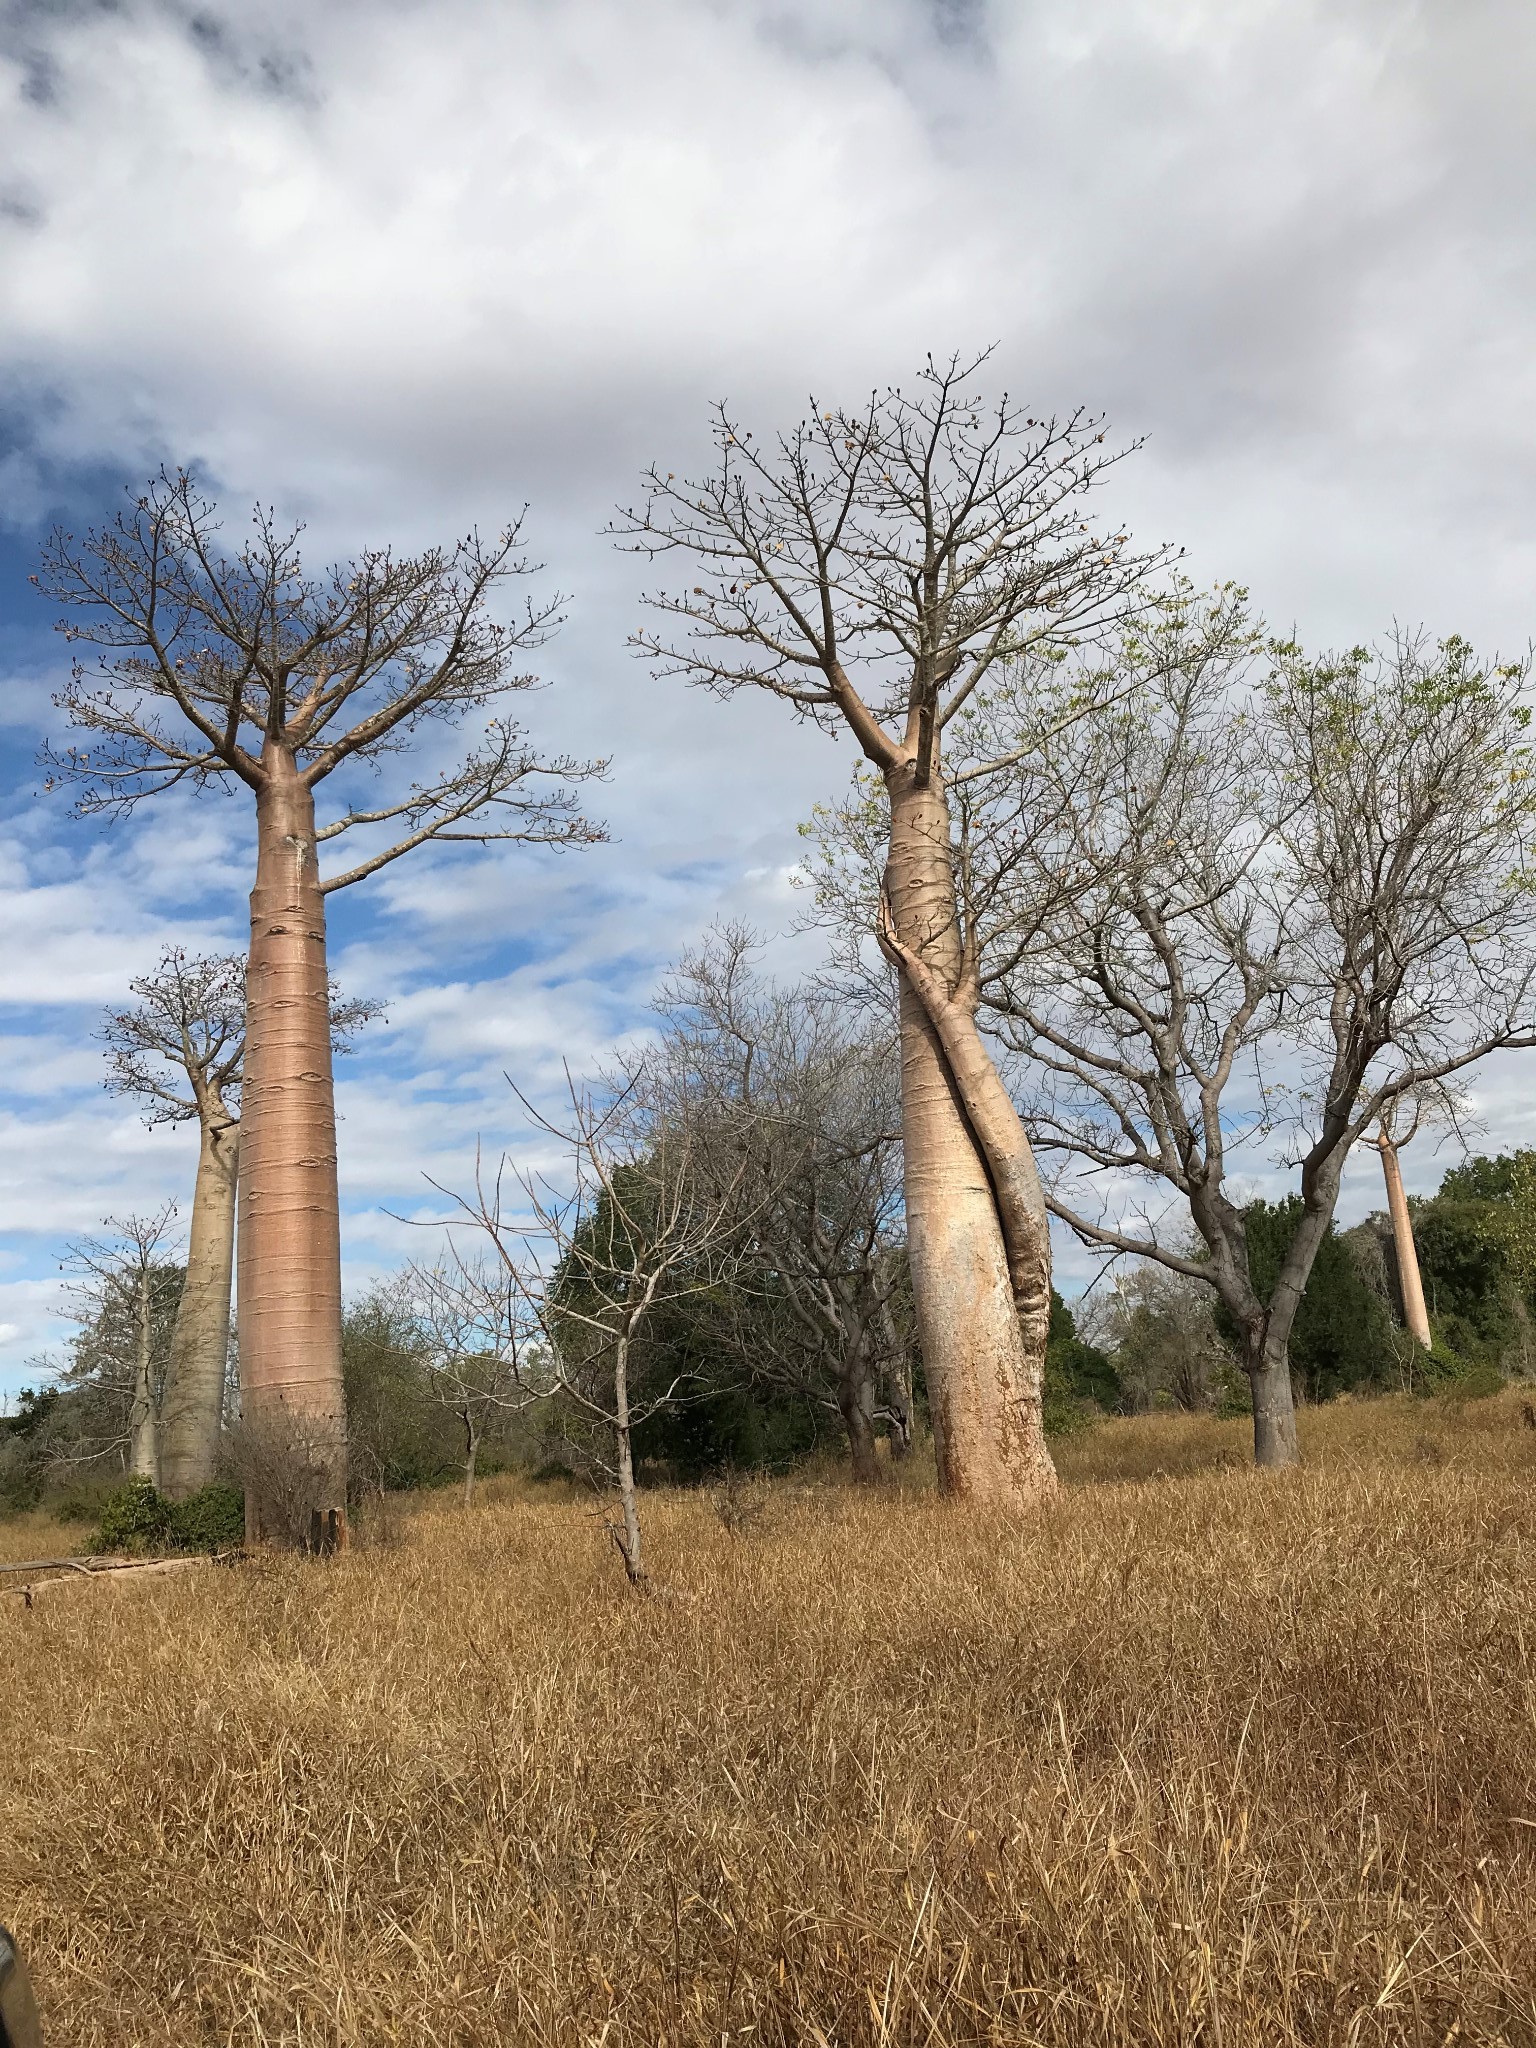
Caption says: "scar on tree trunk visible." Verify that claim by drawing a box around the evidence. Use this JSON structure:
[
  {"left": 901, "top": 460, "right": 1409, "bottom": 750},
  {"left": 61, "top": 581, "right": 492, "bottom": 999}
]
[{"left": 238, "top": 747, "right": 348, "bottom": 1547}]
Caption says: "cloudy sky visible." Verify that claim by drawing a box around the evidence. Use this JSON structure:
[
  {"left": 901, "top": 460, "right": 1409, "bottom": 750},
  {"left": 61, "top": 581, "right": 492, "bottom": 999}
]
[{"left": 0, "top": 0, "right": 1533, "bottom": 1389}]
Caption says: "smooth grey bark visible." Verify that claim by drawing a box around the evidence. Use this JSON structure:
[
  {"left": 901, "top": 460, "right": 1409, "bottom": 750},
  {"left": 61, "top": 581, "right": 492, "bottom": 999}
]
[
  {"left": 128, "top": 1264, "right": 159, "bottom": 1484},
  {"left": 612, "top": 1336, "right": 644, "bottom": 1584},
  {"left": 1246, "top": 1339, "right": 1301, "bottom": 1468}
]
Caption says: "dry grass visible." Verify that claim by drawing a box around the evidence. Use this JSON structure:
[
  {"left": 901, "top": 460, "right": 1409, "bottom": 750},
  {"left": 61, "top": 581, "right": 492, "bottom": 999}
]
[
  {"left": 0, "top": 1505, "right": 89, "bottom": 1565},
  {"left": 4, "top": 1394, "right": 1536, "bottom": 2045}
]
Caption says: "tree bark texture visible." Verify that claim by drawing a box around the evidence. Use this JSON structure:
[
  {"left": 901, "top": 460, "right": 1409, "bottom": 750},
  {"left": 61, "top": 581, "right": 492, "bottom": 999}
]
[
  {"left": 883, "top": 762, "right": 1056, "bottom": 1505},
  {"left": 462, "top": 1416, "right": 479, "bottom": 1508},
  {"left": 612, "top": 1337, "right": 645, "bottom": 1584},
  {"left": 837, "top": 1335, "right": 881, "bottom": 1485},
  {"left": 128, "top": 1265, "right": 159, "bottom": 1484},
  {"left": 1378, "top": 1134, "right": 1433, "bottom": 1350},
  {"left": 238, "top": 748, "right": 348, "bottom": 1542},
  {"left": 159, "top": 1118, "right": 238, "bottom": 1500},
  {"left": 883, "top": 1339, "right": 914, "bottom": 1461},
  {"left": 1245, "top": 1330, "right": 1300, "bottom": 1468}
]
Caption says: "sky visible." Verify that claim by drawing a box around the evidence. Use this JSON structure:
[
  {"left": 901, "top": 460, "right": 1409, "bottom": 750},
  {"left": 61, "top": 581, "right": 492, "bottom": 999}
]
[{"left": 1, "top": 0, "right": 1534, "bottom": 1388}]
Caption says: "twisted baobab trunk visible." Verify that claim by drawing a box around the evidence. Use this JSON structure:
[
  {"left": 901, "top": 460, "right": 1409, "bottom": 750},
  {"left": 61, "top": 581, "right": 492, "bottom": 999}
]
[
  {"left": 882, "top": 759, "right": 1056, "bottom": 1503},
  {"left": 159, "top": 1112, "right": 238, "bottom": 1499},
  {"left": 1378, "top": 1130, "right": 1432, "bottom": 1350},
  {"left": 238, "top": 745, "right": 347, "bottom": 1545}
]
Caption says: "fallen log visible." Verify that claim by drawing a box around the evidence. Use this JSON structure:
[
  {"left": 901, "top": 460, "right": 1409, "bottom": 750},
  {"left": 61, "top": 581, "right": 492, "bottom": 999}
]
[
  {"left": 3, "top": 1555, "right": 222, "bottom": 1611},
  {"left": 0, "top": 1555, "right": 105, "bottom": 1577}
]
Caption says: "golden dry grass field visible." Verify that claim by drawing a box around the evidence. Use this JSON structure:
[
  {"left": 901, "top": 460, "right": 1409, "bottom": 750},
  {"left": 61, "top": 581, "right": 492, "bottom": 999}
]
[{"left": 4, "top": 1392, "right": 1536, "bottom": 2046}]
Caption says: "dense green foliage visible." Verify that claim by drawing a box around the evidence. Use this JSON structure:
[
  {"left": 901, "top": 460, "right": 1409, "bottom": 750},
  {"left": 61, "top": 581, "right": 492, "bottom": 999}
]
[
  {"left": 94, "top": 1476, "right": 246, "bottom": 1555},
  {"left": 1043, "top": 1291, "right": 1119, "bottom": 1434},
  {"left": 342, "top": 1286, "right": 533, "bottom": 1497},
  {"left": 1407, "top": 1149, "right": 1536, "bottom": 1387},
  {"left": 1233, "top": 1199, "right": 1398, "bottom": 1400},
  {"left": 545, "top": 1161, "right": 901, "bottom": 1482},
  {"left": 0, "top": 1388, "right": 61, "bottom": 1509}
]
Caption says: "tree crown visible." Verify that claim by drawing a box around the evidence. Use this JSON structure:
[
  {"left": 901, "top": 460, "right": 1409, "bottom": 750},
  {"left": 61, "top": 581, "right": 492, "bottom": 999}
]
[
  {"left": 614, "top": 350, "right": 1172, "bottom": 778},
  {"left": 39, "top": 470, "right": 608, "bottom": 888}
]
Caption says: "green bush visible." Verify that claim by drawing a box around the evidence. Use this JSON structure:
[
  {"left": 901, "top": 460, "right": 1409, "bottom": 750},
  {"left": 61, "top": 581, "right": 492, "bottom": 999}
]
[
  {"left": 1409, "top": 1338, "right": 1504, "bottom": 1401},
  {"left": 94, "top": 1477, "right": 246, "bottom": 1556},
  {"left": 94, "top": 1476, "right": 173, "bottom": 1555},
  {"left": 167, "top": 1481, "right": 245, "bottom": 1552},
  {"left": 1044, "top": 1290, "right": 1118, "bottom": 1435}
]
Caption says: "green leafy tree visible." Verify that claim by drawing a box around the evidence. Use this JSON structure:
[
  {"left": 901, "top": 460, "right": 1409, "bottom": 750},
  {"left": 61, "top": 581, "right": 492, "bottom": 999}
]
[
  {"left": 1042, "top": 1291, "right": 1120, "bottom": 1433},
  {"left": 1221, "top": 1199, "right": 1395, "bottom": 1401}
]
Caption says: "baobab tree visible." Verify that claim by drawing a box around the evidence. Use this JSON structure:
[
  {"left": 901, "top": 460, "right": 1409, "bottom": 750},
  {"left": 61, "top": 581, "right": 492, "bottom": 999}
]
[
  {"left": 40, "top": 473, "right": 605, "bottom": 1541},
  {"left": 1375, "top": 1111, "right": 1433, "bottom": 1352},
  {"left": 100, "top": 948, "right": 376, "bottom": 1499},
  {"left": 615, "top": 352, "right": 1166, "bottom": 1505}
]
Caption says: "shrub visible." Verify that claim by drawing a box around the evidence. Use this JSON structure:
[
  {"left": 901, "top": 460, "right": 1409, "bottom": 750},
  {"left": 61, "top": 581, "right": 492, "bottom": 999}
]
[
  {"left": 50, "top": 1479, "right": 118, "bottom": 1525},
  {"left": 1409, "top": 1339, "right": 1504, "bottom": 1401},
  {"left": 168, "top": 1482, "right": 245, "bottom": 1552},
  {"left": 94, "top": 1477, "right": 246, "bottom": 1556},
  {"left": 94, "top": 1476, "right": 173, "bottom": 1555}
]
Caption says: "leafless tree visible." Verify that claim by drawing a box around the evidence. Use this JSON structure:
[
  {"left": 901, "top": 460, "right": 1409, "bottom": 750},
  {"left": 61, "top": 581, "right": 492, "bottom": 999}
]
[
  {"left": 408, "top": 1252, "right": 545, "bottom": 1505},
  {"left": 919, "top": 588, "right": 1536, "bottom": 1464},
  {"left": 53, "top": 1207, "right": 182, "bottom": 1480},
  {"left": 1091, "top": 1263, "right": 1238, "bottom": 1415},
  {"left": 647, "top": 926, "right": 912, "bottom": 1481},
  {"left": 613, "top": 351, "right": 1169, "bottom": 1505},
  {"left": 99, "top": 948, "right": 377, "bottom": 1498},
  {"left": 438, "top": 1081, "right": 746, "bottom": 1584},
  {"left": 39, "top": 472, "right": 606, "bottom": 1540}
]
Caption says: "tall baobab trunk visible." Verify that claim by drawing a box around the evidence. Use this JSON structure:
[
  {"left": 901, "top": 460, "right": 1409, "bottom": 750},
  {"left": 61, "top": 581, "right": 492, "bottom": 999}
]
[
  {"left": 883, "top": 759, "right": 1056, "bottom": 1504},
  {"left": 1378, "top": 1130, "right": 1433, "bottom": 1350},
  {"left": 238, "top": 745, "right": 348, "bottom": 1544},
  {"left": 159, "top": 1115, "right": 238, "bottom": 1499},
  {"left": 128, "top": 1264, "right": 159, "bottom": 1484}
]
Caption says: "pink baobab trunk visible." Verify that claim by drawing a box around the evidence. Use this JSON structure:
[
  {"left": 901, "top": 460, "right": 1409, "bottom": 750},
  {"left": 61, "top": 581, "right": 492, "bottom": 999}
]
[
  {"left": 238, "top": 745, "right": 348, "bottom": 1546},
  {"left": 1377, "top": 1131, "right": 1432, "bottom": 1351}
]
